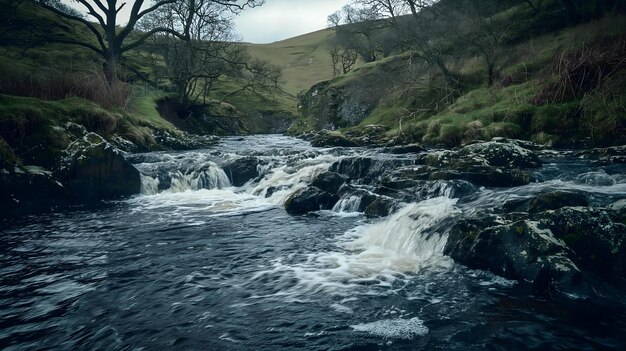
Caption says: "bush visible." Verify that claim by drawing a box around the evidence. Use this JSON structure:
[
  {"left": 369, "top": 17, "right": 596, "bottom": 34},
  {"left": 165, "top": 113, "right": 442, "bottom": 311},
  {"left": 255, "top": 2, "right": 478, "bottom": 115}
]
[
  {"left": 531, "top": 103, "right": 579, "bottom": 135},
  {"left": 534, "top": 37, "right": 626, "bottom": 104},
  {"left": 579, "top": 71, "right": 626, "bottom": 144},
  {"left": 437, "top": 123, "right": 464, "bottom": 146},
  {"left": 483, "top": 122, "right": 523, "bottom": 139}
]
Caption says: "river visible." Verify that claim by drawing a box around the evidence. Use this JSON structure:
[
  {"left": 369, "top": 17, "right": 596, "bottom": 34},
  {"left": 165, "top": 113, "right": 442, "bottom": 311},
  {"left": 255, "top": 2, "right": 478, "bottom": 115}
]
[{"left": 1, "top": 135, "right": 625, "bottom": 350}]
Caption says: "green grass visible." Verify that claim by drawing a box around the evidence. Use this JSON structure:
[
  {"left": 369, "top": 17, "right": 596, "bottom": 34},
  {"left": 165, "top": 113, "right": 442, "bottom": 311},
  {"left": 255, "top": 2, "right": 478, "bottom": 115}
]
[
  {"left": 287, "top": 11, "right": 626, "bottom": 147},
  {"left": 244, "top": 28, "right": 364, "bottom": 97},
  {"left": 128, "top": 84, "right": 175, "bottom": 131}
]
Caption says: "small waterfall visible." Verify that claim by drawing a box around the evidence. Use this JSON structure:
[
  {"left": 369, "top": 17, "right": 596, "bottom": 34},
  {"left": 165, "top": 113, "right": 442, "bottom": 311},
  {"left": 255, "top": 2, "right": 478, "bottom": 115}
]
[
  {"left": 247, "top": 156, "right": 338, "bottom": 205},
  {"left": 332, "top": 196, "right": 362, "bottom": 213},
  {"left": 140, "top": 174, "right": 160, "bottom": 195},
  {"left": 352, "top": 197, "right": 460, "bottom": 263},
  {"left": 139, "top": 162, "right": 231, "bottom": 194}
]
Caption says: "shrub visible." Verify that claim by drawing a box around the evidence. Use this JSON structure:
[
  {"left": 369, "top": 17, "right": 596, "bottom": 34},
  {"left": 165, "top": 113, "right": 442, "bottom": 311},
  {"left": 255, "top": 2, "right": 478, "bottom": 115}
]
[
  {"left": 483, "top": 122, "right": 523, "bottom": 139},
  {"left": 534, "top": 37, "right": 626, "bottom": 104},
  {"left": 437, "top": 123, "right": 464, "bottom": 146},
  {"left": 531, "top": 103, "right": 579, "bottom": 135},
  {"left": 579, "top": 71, "right": 626, "bottom": 144}
]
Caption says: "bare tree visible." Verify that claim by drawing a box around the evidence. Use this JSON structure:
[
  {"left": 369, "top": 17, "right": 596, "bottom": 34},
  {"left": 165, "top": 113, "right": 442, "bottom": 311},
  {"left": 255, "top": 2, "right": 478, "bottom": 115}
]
[
  {"left": 327, "top": 4, "right": 383, "bottom": 63},
  {"left": 36, "top": 0, "right": 262, "bottom": 84},
  {"left": 329, "top": 43, "right": 358, "bottom": 76},
  {"left": 141, "top": 0, "right": 278, "bottom": 106},
  {"left": 458, "top": 0, "right": 512, "bottom": 86}
]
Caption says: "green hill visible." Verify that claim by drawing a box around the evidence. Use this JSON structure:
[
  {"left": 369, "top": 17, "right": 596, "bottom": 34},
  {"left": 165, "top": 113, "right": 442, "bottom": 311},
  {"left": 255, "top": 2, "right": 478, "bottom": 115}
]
[
  {"left": 244, "top": 28, "right": 338, "bottom": 97},
  {"left": 288, "top": 1, "right": 626, "bottom": 148}
]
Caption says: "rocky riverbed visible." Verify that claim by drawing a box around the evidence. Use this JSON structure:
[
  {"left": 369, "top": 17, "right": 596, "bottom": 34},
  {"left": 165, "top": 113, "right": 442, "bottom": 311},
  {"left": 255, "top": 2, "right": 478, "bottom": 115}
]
[{"left": 1, "top": 134, "right": 625, "bottom": 350}]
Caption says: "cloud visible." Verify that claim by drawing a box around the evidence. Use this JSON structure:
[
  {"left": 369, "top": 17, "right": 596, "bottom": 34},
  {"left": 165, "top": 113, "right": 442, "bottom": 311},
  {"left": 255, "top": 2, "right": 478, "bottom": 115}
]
[
  {"left": 235, "top": 0, "right": 350, "bottom": 43},
  {"left": 61, "top": 0, "right": 350, "bottom": 44}
]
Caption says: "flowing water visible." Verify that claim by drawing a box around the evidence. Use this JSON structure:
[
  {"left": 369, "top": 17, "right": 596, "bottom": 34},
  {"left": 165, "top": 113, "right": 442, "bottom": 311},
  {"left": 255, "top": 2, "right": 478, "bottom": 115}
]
[{"left": 1, "top": 135, "right": 626, "bottom": 350}]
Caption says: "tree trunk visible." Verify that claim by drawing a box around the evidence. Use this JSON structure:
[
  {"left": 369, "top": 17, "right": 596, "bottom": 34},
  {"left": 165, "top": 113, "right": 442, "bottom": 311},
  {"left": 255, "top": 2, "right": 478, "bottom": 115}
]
[
  {"left": 434, "top": 56, "right": 456, "bottom": 87},
  {"left": 487, "top": 62, "right": 495, "bottom": 86},
  {"left": 103, "top": 54, "right": 118, "bottom": 84}
]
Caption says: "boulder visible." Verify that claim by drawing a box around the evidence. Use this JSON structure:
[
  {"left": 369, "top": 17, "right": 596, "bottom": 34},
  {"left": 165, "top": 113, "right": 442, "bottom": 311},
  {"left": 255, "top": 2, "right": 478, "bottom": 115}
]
[
  {"left": 458, "top": 140, "right": 542, "bottom": 168},
  {"left": 382, "top": 143, "right": 426, "bottom": 154},
  {"left": 537, "top": 207, "right": 626, "bottom": 281},
  {"left": 311, "top": 171, "right": 349, "bottom": 194},
  {"left": 502, "top": 191, "right": 590, "bottom": 214},
  {"left": 310, "top": 130, "right": 358, "bottom": 147},
  {"left": 445, "top": 218, "right": 585, "bottom": 296},
  {"left": 223, "top": 157, "right": 261, "bottom": 186},
  {"left": 58, "top": 133, "right": 141, "bottom": 200},
  {"left": 364, "top": 196, "right": 398, "bottom": 218},
  {"left": 575, "top": 145, "right": 626, "bottom": 165},
  {"left": 0, "top": 166, "right": 68, "bottom": 217},
  {"left": 381, "top": 164, "right": 531, "bottom": 188},
  {"left": 284, "top": 186, "right": 339, "bottom": 215},
  {"left": 330, "top": 157, "right": 417, "bottom": 182}
]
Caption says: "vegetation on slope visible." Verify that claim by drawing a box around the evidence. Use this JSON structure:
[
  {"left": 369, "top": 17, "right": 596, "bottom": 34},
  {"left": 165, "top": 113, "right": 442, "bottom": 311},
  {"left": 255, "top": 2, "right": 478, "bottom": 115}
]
[
  {"left": 290, "top": 0, "right": 626, "bottom": 147},
  {"left": 0, "top": 0, "right": 302, "bottom": 172}
]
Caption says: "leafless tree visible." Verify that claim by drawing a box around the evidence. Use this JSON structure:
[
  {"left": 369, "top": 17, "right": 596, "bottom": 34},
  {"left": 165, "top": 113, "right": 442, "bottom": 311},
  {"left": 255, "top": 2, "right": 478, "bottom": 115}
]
[
  {"left": 141, "top": 0, "right": 278, "bottom": 106},
  {"left": 36, "top": 0, "right": 262, "bottom": 84}
]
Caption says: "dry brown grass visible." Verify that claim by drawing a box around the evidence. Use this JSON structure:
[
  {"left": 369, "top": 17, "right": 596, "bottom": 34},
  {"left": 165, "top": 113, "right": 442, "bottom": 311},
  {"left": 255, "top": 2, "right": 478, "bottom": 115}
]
[
  {"left": 0, "top": 66, "right": 131, "bottom": 109},
  {"left": 534, "top": 36, "right": 626, "bottom": 104}
]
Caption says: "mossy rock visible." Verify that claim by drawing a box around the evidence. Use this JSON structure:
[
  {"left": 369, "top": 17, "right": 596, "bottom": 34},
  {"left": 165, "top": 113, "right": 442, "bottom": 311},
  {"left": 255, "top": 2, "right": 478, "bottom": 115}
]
[{"left": 58, "top": 133, "right": 141, "bottom": 200}]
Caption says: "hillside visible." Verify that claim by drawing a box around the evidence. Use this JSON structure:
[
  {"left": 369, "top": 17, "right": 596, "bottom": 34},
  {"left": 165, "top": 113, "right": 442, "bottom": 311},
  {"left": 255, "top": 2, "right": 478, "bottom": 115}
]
[
  {"left": 244, "top": 28, "right": 338, "bottom": 97},
  {"left": 289, "top": 2, "right": 626, "bottom": 148}
]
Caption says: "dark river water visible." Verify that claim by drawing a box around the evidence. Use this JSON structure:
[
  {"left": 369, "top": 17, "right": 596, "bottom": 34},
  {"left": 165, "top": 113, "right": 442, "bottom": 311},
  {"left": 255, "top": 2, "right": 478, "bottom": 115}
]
[{"left": 1, "top": 135, "right": 626, "bottom": 350}]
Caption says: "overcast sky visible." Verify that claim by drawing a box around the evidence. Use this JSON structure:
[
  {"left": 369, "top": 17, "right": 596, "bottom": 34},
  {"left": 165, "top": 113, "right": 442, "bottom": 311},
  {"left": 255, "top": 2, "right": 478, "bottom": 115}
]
[
  {"left": 61, "top": 0, "right": 350, "bottom": 44},
  {"left": 235, "top": 0, "right": 350, "bottom": 43}
]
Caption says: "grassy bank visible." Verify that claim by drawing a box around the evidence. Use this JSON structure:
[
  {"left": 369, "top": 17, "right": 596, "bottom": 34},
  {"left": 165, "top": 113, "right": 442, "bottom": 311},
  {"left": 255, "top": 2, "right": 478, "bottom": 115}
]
[{"left": 290, "top": 8, "right": 626, "bottom": 147}]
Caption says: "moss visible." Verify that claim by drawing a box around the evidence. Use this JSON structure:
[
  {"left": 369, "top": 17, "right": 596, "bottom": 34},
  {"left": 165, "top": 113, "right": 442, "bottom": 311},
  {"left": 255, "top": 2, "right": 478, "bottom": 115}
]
[
  {"left": 0, "top": 137, "right": 20, "bottom": 168},
  {"left": 466, "top": 229, "right": 479, "bottom": 240}
]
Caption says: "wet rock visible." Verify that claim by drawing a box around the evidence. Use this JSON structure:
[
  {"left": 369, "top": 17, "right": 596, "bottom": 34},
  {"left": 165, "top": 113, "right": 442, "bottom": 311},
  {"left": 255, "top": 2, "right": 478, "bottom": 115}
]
[
  {"left": 608, "top": 199, "right": 626, "bottom": 217},
  {"left": 330, "top": 157, "right": 417, "bottom": 182},
  {"left": 381, "top": 143, "right": 426, "bottom": 154},
  {"left": 411, "top": 140, "right": 540, "bottom": 188},
  {"left": 343, "top": 125, "right": 390, "bottom": 146},
  {"left": 311, "top": 171, "right": 349, "bottom": 194},
  {"left": 0, "top": 166, "right": 68, "bottom": 217},
  {"left": 537, "top": 207, "right": 626, "bottom": 281},
  {"left": 382, "top": 164, "right": 531, "bottom": 188},
  {"left": 503, "top": 191, "right": 590, "bottom": 214},
  {"left": 490, "top": 137, "right": 544, "bottom": 151},
  {"left": 58, "top": 133, "right": 141, "bottom": 200},
  {"left": 310, "top": 130, "right": 358, "bottom": 148},
  {"left": 337, "top": 185, "right": 378, "bottom": 212},
  {"left": 575, "top": 145, "right": 626, "bottom": 165},
  {"left": 153, "top": 130, "right": 218, "bottom": 151},
  {"left": 223, "top": 157, "right": 261, "bottom": 187},
  {"left": 445, "top": 218, "right": 585, "bottom": 297},
  {"left": 284, "top": 186, "right": 339, "bottom": 215},
  {"left": 420, "top": 139, "right": 540, "bottom": 171},
  {"left": 364, "top": 196, "right": 398, "bottom": 218},
  {"left": 458, "top": 140, "right": 542, "bottom": 168}
]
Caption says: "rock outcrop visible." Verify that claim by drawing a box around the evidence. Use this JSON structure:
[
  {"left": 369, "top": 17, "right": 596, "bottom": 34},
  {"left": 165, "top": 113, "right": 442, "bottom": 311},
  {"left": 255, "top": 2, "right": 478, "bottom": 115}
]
[
  {"left": 284, "top": 186, "right": 339, "bottom": 215},
  {"left": 58, "top": 133, "right": 141, "bottom": 199}
]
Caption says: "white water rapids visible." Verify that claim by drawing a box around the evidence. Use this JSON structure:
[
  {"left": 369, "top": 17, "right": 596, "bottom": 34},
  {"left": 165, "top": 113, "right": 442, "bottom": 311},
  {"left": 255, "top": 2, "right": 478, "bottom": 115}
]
[{"left": 5, "top": 135, "right": 626, "bottom": 349}]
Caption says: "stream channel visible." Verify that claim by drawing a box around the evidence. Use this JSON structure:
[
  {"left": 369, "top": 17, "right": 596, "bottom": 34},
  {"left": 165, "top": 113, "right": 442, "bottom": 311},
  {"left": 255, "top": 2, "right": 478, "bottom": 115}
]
[{"left": 1, "top": 135, "right": 626, "bottom": 350}]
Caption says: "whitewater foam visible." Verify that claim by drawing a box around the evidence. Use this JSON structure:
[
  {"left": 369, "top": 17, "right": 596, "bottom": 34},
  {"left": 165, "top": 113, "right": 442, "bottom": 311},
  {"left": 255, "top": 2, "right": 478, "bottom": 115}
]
[{"left": 351, "top": 317, "right": 429, "bottom": 339}]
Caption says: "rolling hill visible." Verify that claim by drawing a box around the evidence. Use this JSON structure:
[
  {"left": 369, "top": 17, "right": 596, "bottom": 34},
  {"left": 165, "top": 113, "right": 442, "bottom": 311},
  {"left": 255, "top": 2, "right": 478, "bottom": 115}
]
[{"left": 244, "top": 28, "right": 338, "bottom": 97}]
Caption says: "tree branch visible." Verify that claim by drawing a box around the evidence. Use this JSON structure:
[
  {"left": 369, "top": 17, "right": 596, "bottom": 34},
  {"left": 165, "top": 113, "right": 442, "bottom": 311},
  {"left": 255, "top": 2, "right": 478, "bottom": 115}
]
[{"left": 37, "top": 2, "right": 107, "bottom": 52}]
